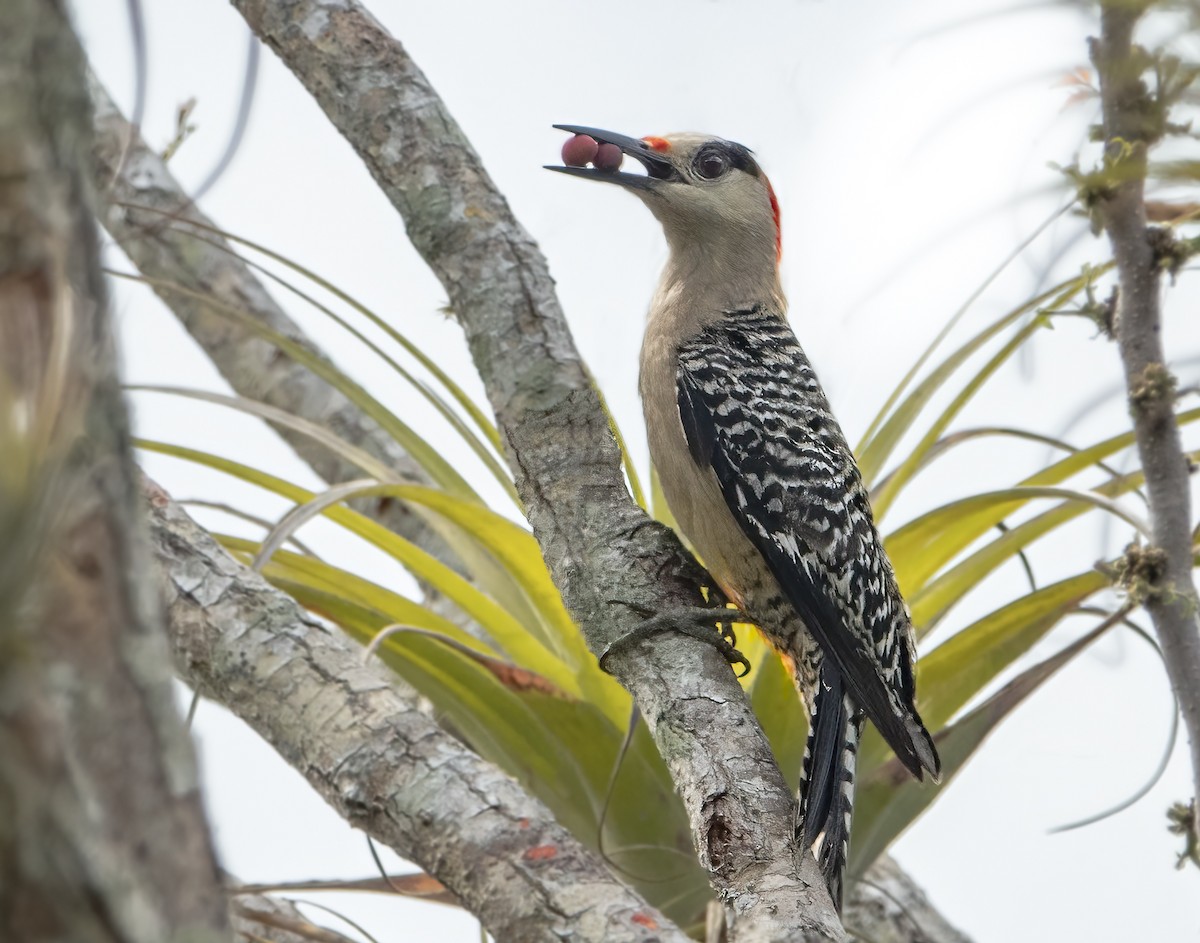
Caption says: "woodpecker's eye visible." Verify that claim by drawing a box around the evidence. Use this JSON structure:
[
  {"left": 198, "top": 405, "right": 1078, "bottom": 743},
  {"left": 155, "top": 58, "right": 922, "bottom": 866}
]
[{"left": 695, "top": 150, "right": 730, "bottom": 180}]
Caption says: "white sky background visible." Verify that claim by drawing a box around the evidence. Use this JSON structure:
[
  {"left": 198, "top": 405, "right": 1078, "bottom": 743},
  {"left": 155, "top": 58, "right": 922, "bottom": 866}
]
[{"left": 72, "top": 1, "right": 1200, "bottom": 940}]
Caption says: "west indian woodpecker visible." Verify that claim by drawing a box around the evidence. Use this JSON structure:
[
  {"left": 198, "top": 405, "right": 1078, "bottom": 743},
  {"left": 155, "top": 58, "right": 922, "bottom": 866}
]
[{"left": 549, "top": 126, "right": 941, "bottom": 911}]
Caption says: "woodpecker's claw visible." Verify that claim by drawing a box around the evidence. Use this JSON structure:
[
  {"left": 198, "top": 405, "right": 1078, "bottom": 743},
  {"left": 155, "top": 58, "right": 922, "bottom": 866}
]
[{"left": 599, "top": 604, "right": 752, "bottom": 677}]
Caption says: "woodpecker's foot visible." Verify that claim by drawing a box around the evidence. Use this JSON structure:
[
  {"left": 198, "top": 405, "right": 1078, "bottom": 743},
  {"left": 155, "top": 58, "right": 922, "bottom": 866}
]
[{"left": 599, "top": 604, "right": 751, "bottom": 677}]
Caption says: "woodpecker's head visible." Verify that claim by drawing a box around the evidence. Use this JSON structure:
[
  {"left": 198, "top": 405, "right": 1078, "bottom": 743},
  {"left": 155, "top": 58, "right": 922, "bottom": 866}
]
[{"left": 548, "top": 125, "right": 782, "bottom": 266}]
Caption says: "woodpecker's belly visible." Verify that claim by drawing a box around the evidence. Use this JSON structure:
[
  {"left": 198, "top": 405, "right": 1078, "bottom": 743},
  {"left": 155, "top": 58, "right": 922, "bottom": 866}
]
[
  {"left": 653, "top": 424, "right": 758, "bottom": 603},
  {"left": 640, "top": 335, "right": 753, "bottom": 595}
]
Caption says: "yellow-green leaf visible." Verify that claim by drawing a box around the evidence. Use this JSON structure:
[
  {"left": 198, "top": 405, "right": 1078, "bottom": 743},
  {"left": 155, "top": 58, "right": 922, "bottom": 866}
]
[
  {"left": 887, "top": 410, "right": 1200, "bottom": 597},
  {"left": 859, "top": 570, "right": 1106, "bottom": 774},
  {"left": 870, "top": 317, "right": 1046, "bottom": 521},
  {"left": 113, "top": 271, "right": 481, "bottom": 502},
  {"left": 140, "top": 440, "right": 582, "bottom": 697},
  {"left": 852, "top": 614, "right": 1114, "bottom": 875},
  {"left": 856, "top": 272, "right": 1090, "bottom": 485}
]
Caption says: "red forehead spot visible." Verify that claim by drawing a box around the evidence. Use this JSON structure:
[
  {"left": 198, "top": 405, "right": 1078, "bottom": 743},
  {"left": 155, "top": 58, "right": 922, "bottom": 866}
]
[
  {"left": 765, "top": 175, "right": 782, "bottom": 263},
  {"left": 642, "top": 136, "right": 671, "bottom": 152}
]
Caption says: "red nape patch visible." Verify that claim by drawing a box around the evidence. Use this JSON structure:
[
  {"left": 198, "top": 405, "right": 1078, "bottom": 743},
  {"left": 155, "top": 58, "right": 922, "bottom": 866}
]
[
  {"left": 765, "top": 175, "right": 782, "bottom": 263},
  {"left": 642, "top": 135, "right": 671, "bottom": 152}
]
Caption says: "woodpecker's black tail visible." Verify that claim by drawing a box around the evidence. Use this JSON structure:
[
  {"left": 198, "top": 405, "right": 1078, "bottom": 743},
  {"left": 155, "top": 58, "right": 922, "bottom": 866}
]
[{"left": 796, "top": 667, "right": 863, "bottom": 913}]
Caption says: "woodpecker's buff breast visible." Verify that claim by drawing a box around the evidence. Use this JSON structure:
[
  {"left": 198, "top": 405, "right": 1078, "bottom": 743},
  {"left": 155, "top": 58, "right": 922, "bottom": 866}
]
[{"left": 550, "top": 126, "right": 940, "bottom": 911}]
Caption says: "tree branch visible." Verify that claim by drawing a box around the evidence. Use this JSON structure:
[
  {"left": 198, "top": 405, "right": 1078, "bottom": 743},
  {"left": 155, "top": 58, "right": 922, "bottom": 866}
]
[
  {"left": 88, "top": 78, "right": 457, "bottom": 570},
  {"left": 146, "top": 479, "right": 686, "bottom": 943},
  {"left": 846, "top": 857, "right": 970, "bottom": 943},
  {"left": 230, "top": 893, "right": 359, "bottom": 943},
  {"left": 225, "top": 1, "right": 842, "bottom": 937},
  {"left": 0, "top": 2, "right": 228, "bottom": 939},
  {"left": 1092, "top": 0, "right": 1200, "bottom": 845}
]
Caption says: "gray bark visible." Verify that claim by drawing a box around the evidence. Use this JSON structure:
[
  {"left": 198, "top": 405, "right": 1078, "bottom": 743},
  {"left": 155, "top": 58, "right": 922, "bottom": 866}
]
[
  {"left": 846, "top": 857, "right": 970, "bottom": 943},
  {"left": 1092, "top": 0, "right": 1200, "bottom": 845},
  {"left": 148, "top": 478, "right": 970, "bottom": 943},
  {"left": 147, "top": 481, "right": 686, "bottom": 943},
  {"left": 230, "top": 894, "right": 358, "bottom": 943},
  {"left": 0, "top": 2, "right": 229, "bottom": 941}
]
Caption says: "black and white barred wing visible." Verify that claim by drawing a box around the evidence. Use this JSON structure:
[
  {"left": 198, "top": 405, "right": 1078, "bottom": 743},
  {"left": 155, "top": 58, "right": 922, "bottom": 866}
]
[{"left": 676, "top": 309, "right": 939, "bottom": 780}]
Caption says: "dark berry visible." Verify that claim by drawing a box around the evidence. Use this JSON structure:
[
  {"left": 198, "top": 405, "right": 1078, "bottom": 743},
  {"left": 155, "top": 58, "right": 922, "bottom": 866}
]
[
  {"left": 592, "top": 142, "right": 623, "bottom": 172},
  {"left": 561, "top": 134, "right": 599, "bottom": 167}
]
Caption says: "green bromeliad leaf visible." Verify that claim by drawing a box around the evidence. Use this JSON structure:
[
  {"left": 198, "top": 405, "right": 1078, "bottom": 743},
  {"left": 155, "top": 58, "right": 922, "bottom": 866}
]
[
  {"left": 886, "top": 410, "right": 1200, "bottom": 601},
  {"left": 859, "top": 569, "right": 1108, "bottom": 774},
  {"left": 856, "top": 272, "right": 1092, "bottom": 487},
  {"left": 116, "top": 271, "right": 486, "bottom": 502},
  {"left": 139, "top": 440, "right": 590, "bottom": 700},
  {"left": 219, "top": 537, "right": 708, "bottom": 924},
  {"left": 852, "top": 614, "right": 1117, "bottom": 875},
  {"left": 869, "top": 316, "right": 1049, "bottom": 521},
  {"left": 740, "top": 627, "right": 808, "bottom": 793},
  {"left": 906, "top": 456, "right": 1195, "bottom": 635},
  {"left": 122, "top": 210, "right": 507, "bottom": 458}
]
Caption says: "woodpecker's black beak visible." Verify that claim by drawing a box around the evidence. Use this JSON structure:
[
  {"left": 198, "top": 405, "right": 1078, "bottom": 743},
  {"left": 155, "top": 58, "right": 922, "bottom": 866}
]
[{"left": 546, "top": 124, "right": 679, "bottom": 191}]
